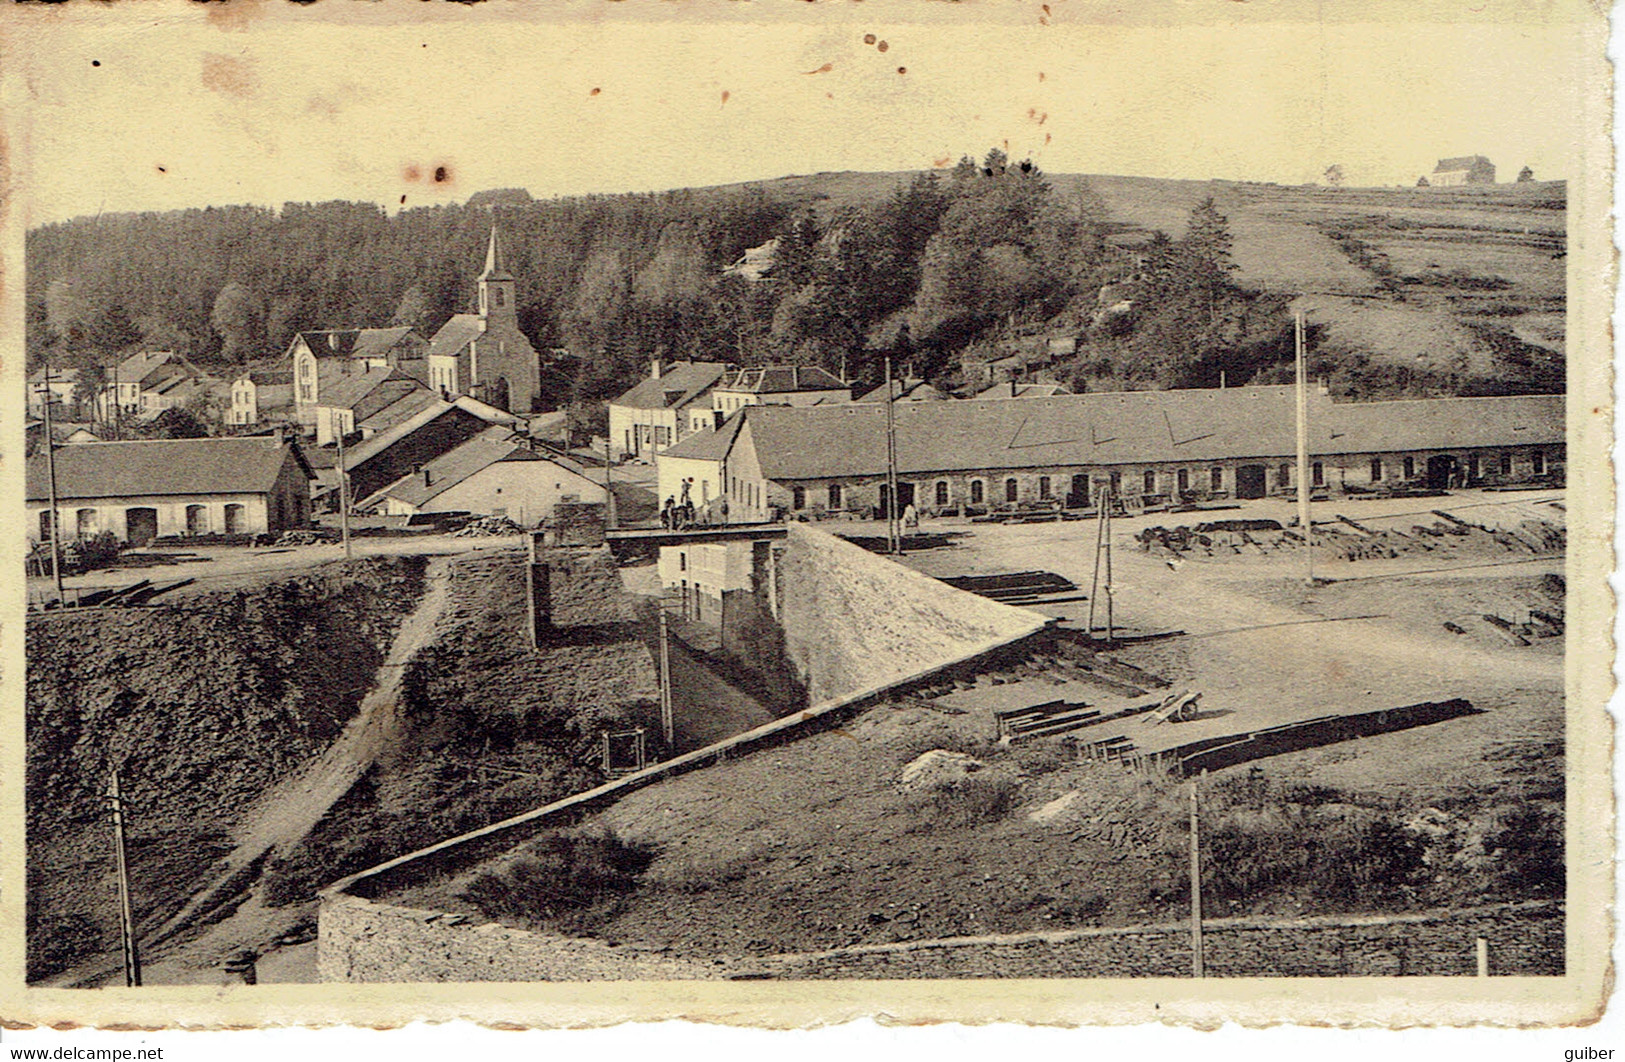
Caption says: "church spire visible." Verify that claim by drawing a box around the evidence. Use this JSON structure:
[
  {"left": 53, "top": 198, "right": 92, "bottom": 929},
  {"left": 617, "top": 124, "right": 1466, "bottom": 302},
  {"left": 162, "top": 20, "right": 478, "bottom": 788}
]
[{"left": 479, "top": 224, "right": 512, "bottom": 282}]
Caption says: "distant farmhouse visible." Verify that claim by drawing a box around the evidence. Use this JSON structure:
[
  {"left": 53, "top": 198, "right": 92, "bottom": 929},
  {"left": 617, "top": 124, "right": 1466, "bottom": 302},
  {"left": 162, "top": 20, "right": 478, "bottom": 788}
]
[
  {"left": 26, "top": 436, "right": 313, "bottom": 545},
  {"left": 1430, "top": 155, "right": 1497, "bottom": 186},
  {"left": 657, "top": 387, "right": 1563, "bottom": 521}
]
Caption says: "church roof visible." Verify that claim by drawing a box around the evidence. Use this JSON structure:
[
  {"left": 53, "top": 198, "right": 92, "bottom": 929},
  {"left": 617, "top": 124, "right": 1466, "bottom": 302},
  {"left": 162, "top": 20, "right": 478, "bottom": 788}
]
[{"left": 427, "top": 314, "right": 485, "bottom": 359}]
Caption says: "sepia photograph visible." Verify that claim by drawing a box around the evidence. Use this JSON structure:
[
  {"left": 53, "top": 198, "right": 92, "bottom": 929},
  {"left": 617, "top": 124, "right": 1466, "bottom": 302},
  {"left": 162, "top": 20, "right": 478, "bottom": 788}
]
[{"left": 0, "top": 0, "right": 1612, "bottom": 1031}]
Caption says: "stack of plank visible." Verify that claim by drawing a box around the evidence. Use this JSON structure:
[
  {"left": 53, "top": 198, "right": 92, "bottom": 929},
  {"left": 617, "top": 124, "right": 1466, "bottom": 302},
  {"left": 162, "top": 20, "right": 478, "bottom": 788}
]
[
  {"left": 71, "top": 578, "right": 196, "bottom": 609},
  {"left": 994, "top": 698, "right": 1099, "bottom": 741},
  {"left": 938, "top": 570, "right": 1084, "bottom": 607}
]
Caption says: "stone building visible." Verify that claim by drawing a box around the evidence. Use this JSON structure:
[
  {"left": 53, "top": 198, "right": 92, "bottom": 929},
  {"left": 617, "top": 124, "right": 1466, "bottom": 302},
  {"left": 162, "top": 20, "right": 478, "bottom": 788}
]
[{"left": 656, "top": 386, "right": 1563, "bottom": 521}]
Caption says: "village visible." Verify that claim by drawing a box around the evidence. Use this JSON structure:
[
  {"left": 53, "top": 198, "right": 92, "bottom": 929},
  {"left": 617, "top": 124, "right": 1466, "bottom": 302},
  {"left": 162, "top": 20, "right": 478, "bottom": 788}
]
[{"left": 23, "top": 163, "right": 1568, "bottom": 988}]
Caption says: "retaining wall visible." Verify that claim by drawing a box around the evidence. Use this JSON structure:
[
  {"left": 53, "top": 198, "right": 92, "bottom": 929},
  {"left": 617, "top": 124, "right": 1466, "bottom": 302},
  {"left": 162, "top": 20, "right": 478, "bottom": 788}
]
[{"left": 318, "top": 898, "right": 1562, "bottom": 982}]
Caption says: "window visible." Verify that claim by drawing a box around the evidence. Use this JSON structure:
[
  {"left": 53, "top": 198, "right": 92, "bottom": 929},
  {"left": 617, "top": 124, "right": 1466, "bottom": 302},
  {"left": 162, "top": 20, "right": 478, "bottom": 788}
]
[
  {"left": 1143, "top": 469, "right": 1156, "bottom": 494},
  {"left": 1110, "top": 471, "right": 1122, "bottom": 493},
  {"left": 970, "top": 480, "right": 984, "bottom": 504},
  {"left": 792, "top": 486, "right": 806, "bottom": 510},
  {"left": 828, "top": 484, "right": 843, "bottom": 509},
  {"left": 1404, "top": 456, "right": 1417, "bottom": 479},
  {"left": 1499, "top": 453, "right": 1512, "bottom": 476},
  {"left": 680, "top": 551, "right": 687, "bottom": 571},
  {"left": 1312, "top": 462, "right": 1325, "bottom": 486},
  {"left": 1469, "top": 453, "right": 1481, "bottom": 479},
  {"left": 39, "top": 510, "right": 53, "bottom": 541},
  {"left": 1177, "top": 468, "right": 1190, "bottom": 493},
  {"left": 494, "top": 287, "right": 505, "bottom": 308},
  {"left": 935, "top": 481, "right": 949, "bottom": 507},
  {"left": 1531, "top": 451, "right": 1546, "bottom": 474},
  {"left": 1278, "top": 464, "right": 1291, "bottom": 487},
  {"left": 1210, "top": 467, "right": 1223, "bottom": 492},
  {"left": 1039, "top": 476, "right": 1051, "bottom": 499},
  {"left": 1005, "top": 478, "right": 1018, "bottom": 503},
  {"left": 1370, "top": 457, "right": 1383, "bottom": 481}
]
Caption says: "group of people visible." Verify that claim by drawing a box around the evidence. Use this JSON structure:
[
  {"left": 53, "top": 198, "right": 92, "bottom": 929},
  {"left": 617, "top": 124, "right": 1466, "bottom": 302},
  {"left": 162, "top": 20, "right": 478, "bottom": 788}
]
[{"left": 660, "top": 477, "right": 728, "bottom": 530}]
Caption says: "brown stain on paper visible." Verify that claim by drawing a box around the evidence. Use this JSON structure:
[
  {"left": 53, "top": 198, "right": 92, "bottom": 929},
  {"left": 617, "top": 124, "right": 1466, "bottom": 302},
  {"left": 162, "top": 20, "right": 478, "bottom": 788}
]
[{"left": 200, "top": 53, "right": 259, "bottom": 101}]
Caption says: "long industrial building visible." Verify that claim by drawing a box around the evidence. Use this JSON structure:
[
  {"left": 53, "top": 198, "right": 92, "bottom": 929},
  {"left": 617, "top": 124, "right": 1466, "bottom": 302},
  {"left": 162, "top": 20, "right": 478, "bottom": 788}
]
[{"left": 655, "top": 386, "right": 1564, "bottom": 521}]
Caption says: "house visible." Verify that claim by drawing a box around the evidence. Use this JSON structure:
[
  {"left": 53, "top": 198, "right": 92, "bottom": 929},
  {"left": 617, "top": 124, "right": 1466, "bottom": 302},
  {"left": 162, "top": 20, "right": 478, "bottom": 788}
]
[
  {"left": 856, "top": 378, "right": 950, "bottom": 403},
  {"left": 289, "top": 327, "right": 428, "bottom": 426},
  {"left": 310, "top": 368, "right": 423, "bottom": 446},
  {"left": 95, "top": 350, "right": 183, "bottom": 420},
  {"left": 339, "top": 399, "right": 502, "bottom": 503},
  {"left": 25, "top": 420, "right": 101, "bottom": 457},
  {"left": 229, "top": 370, "right": 296, "bottom": 427},
  {"left": 362, "top": 425, "right": 606, "bottom": 525},
  {"left": 138, "top": 370, "right": 230, "bottom": 424},
  {"left": 709, "top": 365, "right": 852, "bottom": 417},
  {"left": 971, "top": 380, "right": 1074, "bottom": 400},
  {"left": 26, "top": 436, "right": 314, "bottom": 545},
  {"left": 654, "top": 411, "right": 768, "bottom": 524},
  {"left": 422, "top": 227, "right": 543, "bottom": 414},
  {"left": 608, "top": 359, "right": 729, "bottom": 460},
  {"left": 26, "top": 367, "right": 81, "bottom": 419},
  {"left": 1430, "top": 156, "right": 1497, "bottom": 186},
  {"left": 655, "top": 387, "right": 1564, "bottom": 520},
  {"left": 657, "top": 540, "right": 753, "bottom": 624}
]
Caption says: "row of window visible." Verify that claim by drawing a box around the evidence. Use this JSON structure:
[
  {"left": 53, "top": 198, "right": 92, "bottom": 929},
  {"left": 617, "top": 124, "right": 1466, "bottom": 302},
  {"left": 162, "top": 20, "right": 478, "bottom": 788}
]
[
  {"left": 39, "top": 503, "right": 250, "bottom": 540},
  {"left": 1368, "top": 452, "right": 1546, "bottom": 481}
]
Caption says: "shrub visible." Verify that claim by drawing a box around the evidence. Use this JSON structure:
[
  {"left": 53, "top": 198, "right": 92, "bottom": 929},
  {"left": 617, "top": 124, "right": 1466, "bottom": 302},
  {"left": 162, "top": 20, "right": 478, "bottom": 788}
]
[
  {"left": 458, "top": 828, "right": 655, "bottom": 923},
  {"left": 1483, "top": 804, "right": 1564, "bottom": 895},
  {"left": 911, "top": 770, "right": 1020, "bottom": 828},
  {"left": 27, "top": 912, "right": 103, "bottom": 983}
]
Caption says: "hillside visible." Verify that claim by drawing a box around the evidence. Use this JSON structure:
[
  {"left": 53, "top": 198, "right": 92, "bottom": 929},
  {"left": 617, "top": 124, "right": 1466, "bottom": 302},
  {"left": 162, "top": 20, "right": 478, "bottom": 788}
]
[{"left": 27, "top": 166, "right": 1564, "bottom": 411}]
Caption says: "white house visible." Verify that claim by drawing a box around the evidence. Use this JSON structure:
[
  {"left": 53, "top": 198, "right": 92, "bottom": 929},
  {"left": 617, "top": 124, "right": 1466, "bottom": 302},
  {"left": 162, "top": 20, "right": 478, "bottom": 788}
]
[
  {"left": 363, "top": 426, "right": 605, "bottom": 525},
  {"left": 607, "top": 359, "right": 728, "bottom": 460},
  {"left": 708, "top": 365, "right": 852, "bottom": 416}
]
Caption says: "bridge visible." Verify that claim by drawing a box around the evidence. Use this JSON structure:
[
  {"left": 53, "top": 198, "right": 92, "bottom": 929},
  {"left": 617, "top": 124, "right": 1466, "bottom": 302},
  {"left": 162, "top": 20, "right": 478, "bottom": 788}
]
[{"left": 601, "top": 523, "right": 790, "bottom": 549}]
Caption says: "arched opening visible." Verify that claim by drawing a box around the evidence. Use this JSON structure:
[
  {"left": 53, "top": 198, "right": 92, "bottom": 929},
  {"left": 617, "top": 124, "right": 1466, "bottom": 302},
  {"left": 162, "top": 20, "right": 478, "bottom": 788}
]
[
  {"left": 935, "top": 481, "right": 949, "bottom": 507},
  {"left": 791, "top": 486, "right": 807, "bottom": 510},
  {"left": 223, "top": 503, "right": 245, "bottom": 535},
  {"left": 1004, "top": 478, "right": 1018, "bottom": 504},
  {"left": 970, "top": 479, "right": 984, "bottom": 505},
  {"left": 185, "top": 504, "right": 208, "bottom": 536},
  {"left": 75, "top": 508, "right": 97, "bottom": 539},
  {"left": 125, "top": 508, "right": 158, "bottom": 546}
]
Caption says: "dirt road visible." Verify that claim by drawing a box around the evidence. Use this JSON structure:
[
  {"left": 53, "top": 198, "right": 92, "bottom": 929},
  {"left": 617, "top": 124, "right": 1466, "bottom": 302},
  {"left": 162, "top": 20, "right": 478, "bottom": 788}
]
[{"left": 137, "top": 555, "right": 457, "bottom": 975}]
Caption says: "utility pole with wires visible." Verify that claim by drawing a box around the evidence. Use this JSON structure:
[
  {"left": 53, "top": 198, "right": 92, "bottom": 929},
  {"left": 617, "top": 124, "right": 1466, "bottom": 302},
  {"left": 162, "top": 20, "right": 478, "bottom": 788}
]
[
  {"left": 106, "top": 767, "right": 142, "bottom": 987},
  {"left": 1294, "top": 308, "right": 1314, "bottom": 587},
  {"left": 331, "top": 410, "right": 353, "bottom": 561},
  {"left": 884, "top": 355, "right": 901, "bottom": 555},
  {"left": 38, "top": 368, "right": 66, "bottom": 606},
  {"left": 657, "top": 605, "right": 674, "bottom": 752},
  {"left": 1086, "top": 482, "right": 1114, "bottom": 642}
]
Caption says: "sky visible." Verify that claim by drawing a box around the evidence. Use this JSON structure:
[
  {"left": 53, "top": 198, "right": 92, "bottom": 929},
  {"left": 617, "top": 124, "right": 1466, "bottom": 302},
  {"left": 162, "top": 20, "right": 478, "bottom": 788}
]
[{"left": 1, "top": 3, "right": 1601, "bottom": 226}]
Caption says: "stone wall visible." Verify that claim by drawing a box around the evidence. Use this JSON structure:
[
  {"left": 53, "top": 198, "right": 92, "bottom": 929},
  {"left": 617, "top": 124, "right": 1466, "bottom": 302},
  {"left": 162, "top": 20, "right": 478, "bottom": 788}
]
[
  {"left": 319, "top": 895, "right": 1561, "bottom": 982},
  {"left": 760, "top": 902, "right": 1563, "bottom": 980},
  {"left": 318, "top": 896, "right": 719, "bottom": 982}
]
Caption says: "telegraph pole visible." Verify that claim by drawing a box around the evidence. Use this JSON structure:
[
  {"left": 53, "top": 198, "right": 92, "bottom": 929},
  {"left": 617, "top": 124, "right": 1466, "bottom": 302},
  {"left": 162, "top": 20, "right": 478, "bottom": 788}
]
[
  {"left": 106, "top": 767, "right": 142, "bottom": 987},
  {"left": 331, "top": 410, "right": 353, "bottom": 560},
  {"left": 1189, "top": 776, "right": 1205, "bottom": 978},
  {"left": 39, "top": 369, "right": 66, "bottom": 606},
  {"left": 884, "top": 356, "right": 900, "bottom": 555},
  {"left": 657, "top": 606, "right": 674, "bottom": 751},
  {"left": 1294, "top": 309, "right": 1314, "bottom": 586}
]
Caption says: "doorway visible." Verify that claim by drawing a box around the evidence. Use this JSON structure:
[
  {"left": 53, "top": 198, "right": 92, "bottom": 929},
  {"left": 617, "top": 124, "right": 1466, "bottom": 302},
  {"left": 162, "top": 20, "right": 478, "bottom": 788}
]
[
  {"left": 223, "top": 503, "right": 245, "bottom": 534},
  {"left": 1426, "top": 454, "right": 1457, "bottom": 491},
  {"left": 125, "top": 507, "right": 158, "bottom": 546},
  {"left": 878, "top": 481, "right": 915, "bottom": 519},
  {"left": 1235, "top": 464, "right": 1267, "bottom": 500}
]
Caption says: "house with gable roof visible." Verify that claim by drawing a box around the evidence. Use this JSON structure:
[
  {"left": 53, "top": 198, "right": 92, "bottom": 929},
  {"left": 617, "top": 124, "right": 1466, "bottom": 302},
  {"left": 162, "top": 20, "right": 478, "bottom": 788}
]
[{"left": 607, "top": 359, "right": 729, "bottom": 461}]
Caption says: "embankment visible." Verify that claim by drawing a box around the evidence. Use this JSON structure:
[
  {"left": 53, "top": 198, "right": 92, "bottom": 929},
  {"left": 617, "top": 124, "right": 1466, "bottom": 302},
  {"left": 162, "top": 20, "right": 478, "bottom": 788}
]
[{"left": 26, "top": 556, "right": 428, "bottom": 983}]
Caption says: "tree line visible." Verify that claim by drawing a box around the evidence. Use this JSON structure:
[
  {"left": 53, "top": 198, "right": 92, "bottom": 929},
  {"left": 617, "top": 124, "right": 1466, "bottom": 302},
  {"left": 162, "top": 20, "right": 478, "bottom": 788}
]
[{"left": 28, "top": 152, "right": 1310, "bottom": 410}]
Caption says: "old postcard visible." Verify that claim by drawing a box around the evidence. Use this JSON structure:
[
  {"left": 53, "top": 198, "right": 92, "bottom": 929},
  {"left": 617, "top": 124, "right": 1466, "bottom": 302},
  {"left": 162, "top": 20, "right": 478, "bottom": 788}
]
[{"left": 0, "top": 0, "right": 1612, "bottom": 1031}]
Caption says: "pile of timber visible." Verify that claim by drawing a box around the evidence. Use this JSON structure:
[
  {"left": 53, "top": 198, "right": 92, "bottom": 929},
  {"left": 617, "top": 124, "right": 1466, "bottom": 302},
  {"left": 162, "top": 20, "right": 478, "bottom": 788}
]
[
  {"left": 996, "top": 694, "right": 1166, "bottom": 745},
  {"left": 938, "top": 570, "right": 1084, "bottom": 606},
  {"left": 70, "top": 578, "right": 196, "bottom": 609}
]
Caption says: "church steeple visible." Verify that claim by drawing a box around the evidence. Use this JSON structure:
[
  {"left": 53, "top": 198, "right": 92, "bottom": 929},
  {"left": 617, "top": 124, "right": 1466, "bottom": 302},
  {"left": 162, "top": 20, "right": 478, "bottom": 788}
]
[
  {"left": 477, "top": 223, "right": 515, "bottom": 321},
  {"left": 479, "top": 224, "right": 512, "bottom": 282}
]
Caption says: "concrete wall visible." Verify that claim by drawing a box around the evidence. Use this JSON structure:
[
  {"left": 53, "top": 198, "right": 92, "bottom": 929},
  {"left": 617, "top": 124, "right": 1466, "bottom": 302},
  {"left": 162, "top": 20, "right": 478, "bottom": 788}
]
[{"left": 776, "top": 523, "right": 1052, "bottom": 704}]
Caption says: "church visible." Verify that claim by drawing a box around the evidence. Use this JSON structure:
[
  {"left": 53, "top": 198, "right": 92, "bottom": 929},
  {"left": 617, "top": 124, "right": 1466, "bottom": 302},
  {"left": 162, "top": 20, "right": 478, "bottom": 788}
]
[{"left": 423, "top": 226, "right": 543, "bottom": 414}]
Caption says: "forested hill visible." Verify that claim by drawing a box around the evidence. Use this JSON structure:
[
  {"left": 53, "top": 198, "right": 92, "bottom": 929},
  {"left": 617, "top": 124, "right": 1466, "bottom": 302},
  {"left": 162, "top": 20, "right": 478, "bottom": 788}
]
[{"left": 27, "top": 154, "right": 1566, "bottom": 409}]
